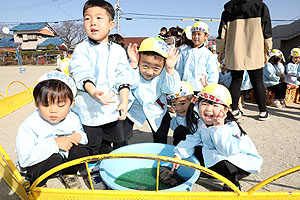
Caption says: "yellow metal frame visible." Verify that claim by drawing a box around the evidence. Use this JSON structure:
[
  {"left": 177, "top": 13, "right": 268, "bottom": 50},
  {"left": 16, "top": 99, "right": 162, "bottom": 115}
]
[
  {"left": 1, "top": 144, "right": 300, "bottom": 200},
  {"left": 0, "top": 80, "right": 37, "bottom": 119}
]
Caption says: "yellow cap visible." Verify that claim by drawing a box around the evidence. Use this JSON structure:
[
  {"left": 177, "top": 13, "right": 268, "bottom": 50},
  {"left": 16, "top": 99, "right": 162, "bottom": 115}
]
[
  {"left": 197, "top": 84, "right": 232, "bottom": 107},
  {"left": 269, "top": 49, "right": 285, "bottom": 62},
  {"left": 167, "top": 81, "right": 194, "bottom": 100},
  {"left": 191, "top": 22, "right": 209, "bottom": 34},
  {"left": 138, "top": 37, "right": 169, "bottom": 58},
  {"left": 290, "top": 48, "right": 300, "bottom": 57}
]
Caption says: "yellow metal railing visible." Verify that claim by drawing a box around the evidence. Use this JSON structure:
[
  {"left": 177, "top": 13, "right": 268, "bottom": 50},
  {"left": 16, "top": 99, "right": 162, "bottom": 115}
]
[
  {"left": 1, "top": 144, "right": 300, "bottom": 200},
  {"left": 0, "top": 80, "right": 37, "bottom": 119}
]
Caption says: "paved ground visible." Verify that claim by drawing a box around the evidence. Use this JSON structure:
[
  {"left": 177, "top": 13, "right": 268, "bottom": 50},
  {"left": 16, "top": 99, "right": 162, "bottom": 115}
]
[{"left": 1, "top": 66, "right": 300, "bottom": 199}]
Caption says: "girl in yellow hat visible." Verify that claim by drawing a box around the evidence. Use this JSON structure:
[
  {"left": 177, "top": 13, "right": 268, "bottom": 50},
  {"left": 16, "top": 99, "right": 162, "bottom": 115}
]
[
  {"left": 172, "top": 84, "right": 263, "bottom": 191},
  {"left": 285, "top": 48, "right": 300, "bottom": 86}
]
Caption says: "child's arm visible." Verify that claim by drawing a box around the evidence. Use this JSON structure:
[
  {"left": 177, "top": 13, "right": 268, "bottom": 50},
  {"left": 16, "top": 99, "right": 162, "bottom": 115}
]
[
  {"left": 84, "top": 81, "right": 116, "bottom": 105},
  {"left": 127, "top": 43, "right": 139, "bottom": 69},
  {"left": 165, "top": 48, "right": 180, "bottom": 76},
  {"left": 117, "top": 87, "right": 129, "bottom": 120},
  {"left": 54, "top": 136, "right": 79, "bottom": 152}
]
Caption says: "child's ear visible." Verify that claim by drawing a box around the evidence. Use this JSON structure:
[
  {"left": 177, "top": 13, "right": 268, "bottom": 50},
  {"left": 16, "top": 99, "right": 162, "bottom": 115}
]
[
  {"left": 205, "top": 33, "right": 210, "bottom": 39},
  {"left": 109, "top": 21, "right": 115, "bottom": 31},
  {"left": 70, "top": 99, "right": 75, "bottom": 109}
]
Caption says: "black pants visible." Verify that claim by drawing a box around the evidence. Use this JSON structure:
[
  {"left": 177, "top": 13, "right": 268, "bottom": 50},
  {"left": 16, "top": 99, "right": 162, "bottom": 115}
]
[
  {"left": 83, "top": 120, "right": 123, "bottom": 155},
  {"left": 267, "top": 82, "right": 287, "bottom": 100},
  {"left": 173, "top": 125, "right": 191, "bottom": 146},
  {"left": 113, "top": 118, "right": 134, "bottom": 150},
  {"left": 26, "top": 144, "right": 90, "bottom": 186},
  {"left": 148, "top": 111, "right": 171, "bottom": 144},
  {"left": 230, "top": 68, "right": 267, "bottom": 112},
  {"left": 193, "top": 147, "right": 249, "bottom": 185}
]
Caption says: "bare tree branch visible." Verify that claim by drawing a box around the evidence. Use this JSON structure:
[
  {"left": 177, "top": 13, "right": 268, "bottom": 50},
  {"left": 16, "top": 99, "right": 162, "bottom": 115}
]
[{"left": 53, "top": 21, "right": 87, "bottom": 49}]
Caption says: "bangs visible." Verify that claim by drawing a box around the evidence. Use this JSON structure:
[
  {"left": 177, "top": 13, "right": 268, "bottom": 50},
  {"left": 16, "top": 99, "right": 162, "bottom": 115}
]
[{"left": 33, "top": 80, "right": 73, "bottom": 106}]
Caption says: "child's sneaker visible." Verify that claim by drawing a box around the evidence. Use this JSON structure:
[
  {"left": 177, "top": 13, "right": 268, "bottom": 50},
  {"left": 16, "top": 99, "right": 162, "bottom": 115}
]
[
  {"left": 232, "top": 109, "right": 242, "bottom": 119},
  {"left": 280, "top": 99, "right": 286, "bottom": 108},
  {"left": 77, "top": 161, "right": 100, "bottom": 176},
  {"left": 60, "top": 174, "right": 81, "bottom": 189},
  {"left": 273, "top": 99, "right": 282, "bottom": 108},
  {"left": 258, "top": 111, "right": 271, "bottom": 121}
]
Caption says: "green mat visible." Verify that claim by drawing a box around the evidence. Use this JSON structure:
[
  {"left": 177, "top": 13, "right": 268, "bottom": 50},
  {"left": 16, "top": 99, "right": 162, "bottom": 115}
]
[{"left": 114, "top": 167, "right": 166, "bottom": 191}]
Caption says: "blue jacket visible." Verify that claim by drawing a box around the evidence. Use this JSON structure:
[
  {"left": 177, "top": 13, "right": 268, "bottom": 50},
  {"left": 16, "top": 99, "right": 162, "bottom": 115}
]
[
  {"left": 69, "top": 40, "right": 132, "bottom": 126},
  {"left": 201, "top": 122, "right": 263, "bottom": 174},
  {"left": 175, "top": 46, "right": 219, "bottom": 92},
  {"left": 16, "top": 110, "right": 88, "bottom": 168},
  {"left": 128, "top": 67, "right": 181, "bottom": 132},
  {"left": 174, "top": 120, "right": 262, "bottom": 174},
  {"left": 285, "top": 62, "right": 300, "bottom": 85},
  {"left": 263, "top": 62, "right": 281, "bottom": 87}
]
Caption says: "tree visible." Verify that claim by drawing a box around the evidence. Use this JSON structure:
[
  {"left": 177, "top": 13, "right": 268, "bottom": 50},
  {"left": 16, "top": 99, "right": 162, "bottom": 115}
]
[{"left": 53, "top": 21, "right": 87, "bottom": 49}]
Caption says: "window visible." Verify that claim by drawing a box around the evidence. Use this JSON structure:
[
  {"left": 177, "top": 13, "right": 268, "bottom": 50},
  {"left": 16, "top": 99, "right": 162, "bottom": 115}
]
[{"left": 27, "top": 34, "right": 37, "bottom": 41}]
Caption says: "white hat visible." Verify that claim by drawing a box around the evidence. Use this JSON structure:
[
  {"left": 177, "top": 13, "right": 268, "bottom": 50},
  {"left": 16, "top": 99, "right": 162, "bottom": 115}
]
[
  {"left": 191, "top": 22, "right": 209, "bottom": 34},
  {"left": 290, "top": 48, "right": 300, "bottom": 57},
  {"left": 182, "top": 26, "right": 192, "bottom": 40},
  {"left": 37, "top": 71, "right": 77, "bottom": 97}
]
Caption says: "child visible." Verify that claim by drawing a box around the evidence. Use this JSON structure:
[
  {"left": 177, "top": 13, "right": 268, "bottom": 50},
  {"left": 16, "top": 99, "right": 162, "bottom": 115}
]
[
  {"left": 69, "top": 0, "right": 132, "bottom": 155},
  {"left": 285, "top": 48, "right": 300, "bottom": 86},
  {"left": 175, "top": 22, "right": 219, "bottom": 94},
  {"left": 173, "top": 84, "right": 263, "bottom": 191},
  {"left": 177, "top": 26, "right": 193, "bottom": 52},
  {"left": 158, "top": 26, "right": 168, "bottom": 40},
  {"left": 263, "top": 49, "right": 287, "bottom": 108},
  {"left": 167, "top": 81, "right": 199, "bottom": 145},
  {"left": 126, "top": 37, "right": 181, "bottom": 144},
  {"left": 16, "top": 71, "right": 89, "bottom": 189}
]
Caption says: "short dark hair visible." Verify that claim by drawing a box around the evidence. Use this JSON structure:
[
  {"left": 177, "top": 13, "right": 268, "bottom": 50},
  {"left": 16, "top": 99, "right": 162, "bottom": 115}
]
[
  {"left": 109, "top": 33, "right": 125, "bottom": 47},
  {"left": 160, "top": 27, "right": 167, "bottom": 32},
  {"left": 33, "top": 79, "right": 73, "bottom": 107},
  {"left": 83, "top": 0, "right": 115, "bottom": 21}
]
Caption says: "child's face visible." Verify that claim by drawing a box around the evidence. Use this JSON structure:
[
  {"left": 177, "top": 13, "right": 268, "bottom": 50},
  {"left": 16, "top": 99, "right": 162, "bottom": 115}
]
[
  {"left": 291, "top": 56, "right": 300, "bottom": 65},
  {"left": 84, "top": 6, "right": 115, "bottom": 43},
  {"left": 37, "top": 97, "right": 74, "bottom": 124},
  {"left": 192, "top": 31, "right": 209, "bottom": 48},
  {"left": 139, "top": 54, "right": 164, "bottom": 80},
  {"left": 198, "top": 99, "right": 228, "bottom": 126},
  {"left": 171, "top": 96, "right": 192, "bottom": 117}
]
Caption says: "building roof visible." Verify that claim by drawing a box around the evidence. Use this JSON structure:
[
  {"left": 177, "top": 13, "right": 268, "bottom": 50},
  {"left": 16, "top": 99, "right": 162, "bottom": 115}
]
[
  {"left": 272, "top": 19, "right": 300, "bottom": 39},
  {"left": 37, "top": 37, "right": 65, "bottom": 47},
  {"left": 11, "top": 22, "right": 49, "bottom": 31},
  {"left": 124, "top": 37, "right": 148, "bottom": 47},
  {"left": 0, "top": 36, "right": 21, "bottom": 48}
]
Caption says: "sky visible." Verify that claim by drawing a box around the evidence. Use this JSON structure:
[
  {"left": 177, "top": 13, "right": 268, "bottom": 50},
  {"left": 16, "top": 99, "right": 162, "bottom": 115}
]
[{"left": 1, "top": 0, "right": 300, "bottom": 38}]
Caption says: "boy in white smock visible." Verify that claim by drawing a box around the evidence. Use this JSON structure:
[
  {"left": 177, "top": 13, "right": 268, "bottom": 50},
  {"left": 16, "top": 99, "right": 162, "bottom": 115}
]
[
  {"left": 175, "top": 22, "right": 219, "bottom": 94},
  {"left": 69, "top": 0, "right": 132, "bottom": 155},
  {"left": 16, "top": 71, "right": 89, "bottom": 189},
  {"left": 126, "top": 37, "right": 181, "bottom": 143}
]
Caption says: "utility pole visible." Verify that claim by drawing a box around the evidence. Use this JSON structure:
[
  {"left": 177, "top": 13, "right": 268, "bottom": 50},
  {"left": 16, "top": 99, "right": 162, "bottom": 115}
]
[{"left": 115, "top": 0, "right": 121, "bottom": 34}]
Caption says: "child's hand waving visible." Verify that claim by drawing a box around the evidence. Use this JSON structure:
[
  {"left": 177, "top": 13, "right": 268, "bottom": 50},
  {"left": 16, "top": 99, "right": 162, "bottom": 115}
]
[
  {"left": 165, "top": 47, "right": 180, "bottom": 75},
  {"left": 127, "top": 43, "right": 139, "bottom": 69}
]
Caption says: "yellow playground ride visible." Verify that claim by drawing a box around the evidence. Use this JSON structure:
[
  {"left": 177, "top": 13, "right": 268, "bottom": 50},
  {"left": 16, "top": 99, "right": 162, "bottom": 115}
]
[
  {"left": 1, "top": 144, "right": 300, "bottom": 200},
  {"left": 1, "top": 79, "right": 300, "bottom": 200}
]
